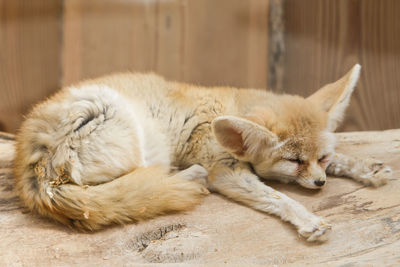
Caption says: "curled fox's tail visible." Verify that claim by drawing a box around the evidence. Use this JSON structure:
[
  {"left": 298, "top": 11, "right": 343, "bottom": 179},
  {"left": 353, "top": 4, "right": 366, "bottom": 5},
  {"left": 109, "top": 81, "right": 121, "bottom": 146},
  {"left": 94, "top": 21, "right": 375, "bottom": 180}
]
[
  {"left": 14, "top": 163, "right": 208, "bottom": 230},
  {"left": 13, "top": 85, "right": 208, "bottom": 230}
]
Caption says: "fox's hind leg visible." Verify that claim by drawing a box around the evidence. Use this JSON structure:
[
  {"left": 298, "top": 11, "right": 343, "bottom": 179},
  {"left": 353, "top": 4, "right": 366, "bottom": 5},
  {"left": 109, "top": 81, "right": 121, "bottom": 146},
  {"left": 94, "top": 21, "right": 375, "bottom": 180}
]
[
  {"left": 326, "top": 153, "right": 392, "bottom": 187},
  {"left": 208, "top": 162, "right": 331, "bottom": 242},
  {"left": 172, "top": 164, "right": 209, "bottom": 188}
]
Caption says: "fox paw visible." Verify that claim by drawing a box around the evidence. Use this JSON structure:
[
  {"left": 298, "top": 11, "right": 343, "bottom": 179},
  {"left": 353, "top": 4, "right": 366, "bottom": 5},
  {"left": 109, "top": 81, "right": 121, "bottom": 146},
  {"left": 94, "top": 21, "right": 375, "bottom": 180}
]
[
  {"left": 298, "top": 218, "right": 331, "bottom": 242},
  {"left": 178, "top": 164, "right": 209, "bottom": 187},
  {"left": 358, "top": 159, "right": 392, "bottom": 187}
]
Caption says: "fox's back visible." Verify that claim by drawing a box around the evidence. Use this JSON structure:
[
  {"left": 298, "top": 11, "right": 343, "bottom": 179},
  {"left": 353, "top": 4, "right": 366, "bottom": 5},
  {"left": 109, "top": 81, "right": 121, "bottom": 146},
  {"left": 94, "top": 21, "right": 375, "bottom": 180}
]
[{"left": 79, "top": 73, "right": 241, "bottom": 168}]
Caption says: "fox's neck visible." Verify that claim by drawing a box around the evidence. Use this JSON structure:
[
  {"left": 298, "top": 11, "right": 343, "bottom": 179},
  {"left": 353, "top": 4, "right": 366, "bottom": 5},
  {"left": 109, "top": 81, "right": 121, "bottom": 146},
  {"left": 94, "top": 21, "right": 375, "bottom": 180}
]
[{"left": 164, "top": 85, "right": 280, "bottom": 168}]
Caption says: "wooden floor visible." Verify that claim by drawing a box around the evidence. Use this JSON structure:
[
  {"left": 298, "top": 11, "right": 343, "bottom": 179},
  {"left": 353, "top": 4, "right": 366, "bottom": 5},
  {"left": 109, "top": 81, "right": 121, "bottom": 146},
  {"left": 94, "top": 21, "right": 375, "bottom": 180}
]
[{"left": 1, "top": 130, "right": 399, "bottom": 265}]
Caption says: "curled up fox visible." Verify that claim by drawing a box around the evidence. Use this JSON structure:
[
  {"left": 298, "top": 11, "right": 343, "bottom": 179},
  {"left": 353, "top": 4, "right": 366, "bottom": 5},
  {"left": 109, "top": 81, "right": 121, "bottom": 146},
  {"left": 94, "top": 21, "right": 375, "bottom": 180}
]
[{"left": 14, "top": 64, "right": 392, "bottom": 242}]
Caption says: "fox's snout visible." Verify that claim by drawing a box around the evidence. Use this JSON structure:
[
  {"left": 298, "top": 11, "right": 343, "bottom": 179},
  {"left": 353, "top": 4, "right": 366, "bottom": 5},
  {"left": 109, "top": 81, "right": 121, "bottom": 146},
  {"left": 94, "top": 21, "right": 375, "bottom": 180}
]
[
  {"left": 298, "top": 176, "right": 326, "bottom": 189},
  {"left": 314, "top": 179, "right": 325, "bottom": 187},
  {"left": 298, "top": 162, "right": 327, "bottom": 189}
]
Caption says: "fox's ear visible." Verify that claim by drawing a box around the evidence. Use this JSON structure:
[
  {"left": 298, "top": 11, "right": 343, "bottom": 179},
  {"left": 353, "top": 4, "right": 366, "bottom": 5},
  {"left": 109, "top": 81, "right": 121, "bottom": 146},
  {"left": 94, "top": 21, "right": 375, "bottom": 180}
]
[
  {"left": 211, "top": 115, "right": 278, "bottom": 157},
  {"left": 307, "top": 64, "right": 361, "bottom": 131}
]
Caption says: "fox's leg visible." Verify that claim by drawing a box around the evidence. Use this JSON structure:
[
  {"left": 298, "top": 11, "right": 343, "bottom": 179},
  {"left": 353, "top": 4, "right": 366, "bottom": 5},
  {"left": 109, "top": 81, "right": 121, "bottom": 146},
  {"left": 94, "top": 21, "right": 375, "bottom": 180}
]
[
  {"left": 208, "top": 163, "right": 331, "bottom": 242},
  {"left": 326, "top": 153, "right": 392, "bottom": 187},
  {"left": 173, "top": 164, "right": 209, "bottom": 187}
]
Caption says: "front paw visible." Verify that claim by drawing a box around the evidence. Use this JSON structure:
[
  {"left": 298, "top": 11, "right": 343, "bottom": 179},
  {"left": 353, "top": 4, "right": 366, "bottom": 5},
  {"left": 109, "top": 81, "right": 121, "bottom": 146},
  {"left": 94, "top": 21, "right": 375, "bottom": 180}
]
[
  {"left": 358, "top": 159, "right": 392, "bottom": 187},
  {"left": 298, "top": 218, "right": 332, "bottom": 242}
]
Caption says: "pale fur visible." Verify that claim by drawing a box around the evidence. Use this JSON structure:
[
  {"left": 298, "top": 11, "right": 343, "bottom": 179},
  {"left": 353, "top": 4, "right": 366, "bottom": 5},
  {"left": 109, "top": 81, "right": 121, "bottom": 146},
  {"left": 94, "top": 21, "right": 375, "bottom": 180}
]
[{"left": 14, "top": 64, "right": 391, "bottom": 241}]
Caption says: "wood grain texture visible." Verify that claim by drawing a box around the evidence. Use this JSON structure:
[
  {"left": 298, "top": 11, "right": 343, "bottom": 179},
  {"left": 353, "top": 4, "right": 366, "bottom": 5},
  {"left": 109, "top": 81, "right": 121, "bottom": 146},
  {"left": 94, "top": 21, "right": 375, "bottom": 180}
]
[
  {"left": 1, "top": 130, "right": 400, "bottom": 265},
  {"left": 61, "top": 0, "right": 269, "bottom": 89},
  {"left": 267, "top": 0, "right": 284, "bottom": 92},
  {"left": 183, "top": 0, "right": 269, "bottom": 88},
  {"left": 283, "top": 0, "right": 400, "bottom": 131},
  {"left": 62, "top": 0, "right": 158, "bottom": 86},
  {"left": 0, "top": 0, "right": 62, "bottom": 133},
  {"left": 1, "top": 0, "right": 398, "bottom": 133}
]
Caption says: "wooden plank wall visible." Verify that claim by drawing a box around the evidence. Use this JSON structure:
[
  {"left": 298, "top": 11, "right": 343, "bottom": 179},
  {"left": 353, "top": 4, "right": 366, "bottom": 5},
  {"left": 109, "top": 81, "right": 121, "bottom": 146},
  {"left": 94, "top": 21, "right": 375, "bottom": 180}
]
[
  {"left": 61, "top": 0, "right": 269, "bottom": 89},
  {"left": 0, "top": 0, "right": 62, "bottom": 133},
  {"left": 0, "top": 0, "right": 399, "bottom": 133},
  {"left": 283, "top": 0, "right": 400, "bottom": 131}
]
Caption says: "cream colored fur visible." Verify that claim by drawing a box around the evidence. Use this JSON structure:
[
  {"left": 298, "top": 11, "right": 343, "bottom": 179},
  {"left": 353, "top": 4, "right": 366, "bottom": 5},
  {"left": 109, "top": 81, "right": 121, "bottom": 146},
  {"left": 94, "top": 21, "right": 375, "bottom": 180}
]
[{"left": 14, "top": 64, "right": 391, "bottom": 241}]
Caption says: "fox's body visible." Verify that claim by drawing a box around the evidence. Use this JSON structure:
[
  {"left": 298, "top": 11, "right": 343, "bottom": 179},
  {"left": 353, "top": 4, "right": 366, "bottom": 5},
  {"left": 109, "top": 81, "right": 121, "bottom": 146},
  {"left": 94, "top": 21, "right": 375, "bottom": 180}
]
[{"left": 14, "top": 65, "right": 391, "bottom": 241}]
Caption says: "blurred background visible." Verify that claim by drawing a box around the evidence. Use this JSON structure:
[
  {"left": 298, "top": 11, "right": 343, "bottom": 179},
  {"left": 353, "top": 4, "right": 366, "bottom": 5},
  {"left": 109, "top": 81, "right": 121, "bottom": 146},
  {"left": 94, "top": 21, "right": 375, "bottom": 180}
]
[{"left": 0, "top": 0, "right": 399, "bottom": 133}]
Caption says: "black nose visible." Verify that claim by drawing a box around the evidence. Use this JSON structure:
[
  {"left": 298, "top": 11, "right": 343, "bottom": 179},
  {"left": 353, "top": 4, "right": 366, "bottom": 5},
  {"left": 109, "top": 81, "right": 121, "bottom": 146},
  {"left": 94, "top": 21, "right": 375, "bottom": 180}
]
[{"left": 314, "top": 180, "right": 326, "bottom": 186}]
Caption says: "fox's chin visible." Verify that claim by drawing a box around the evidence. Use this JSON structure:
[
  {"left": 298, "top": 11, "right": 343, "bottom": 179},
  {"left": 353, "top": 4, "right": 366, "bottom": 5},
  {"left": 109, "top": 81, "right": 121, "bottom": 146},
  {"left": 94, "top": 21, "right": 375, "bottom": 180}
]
[{"left": 297, "top": 178, "right": 325, "bottom": 189}]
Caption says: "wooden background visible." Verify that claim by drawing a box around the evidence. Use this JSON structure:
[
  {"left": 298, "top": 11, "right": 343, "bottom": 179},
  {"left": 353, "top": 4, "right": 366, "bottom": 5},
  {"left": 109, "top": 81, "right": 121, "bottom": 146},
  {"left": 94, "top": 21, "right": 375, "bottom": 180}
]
[{"left": 0, "top": 0, "right": 399, "bottom": 133}]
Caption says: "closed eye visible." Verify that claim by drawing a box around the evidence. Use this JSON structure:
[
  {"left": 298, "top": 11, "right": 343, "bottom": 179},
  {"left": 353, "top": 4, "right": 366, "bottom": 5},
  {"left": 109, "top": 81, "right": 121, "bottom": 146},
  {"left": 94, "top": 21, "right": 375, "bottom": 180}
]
[
  {"left": 285, "top": 158, "right": 304, "bottom": 165},
  {"left": 318, "top": 155, "right": 329, "bottom": 163}
]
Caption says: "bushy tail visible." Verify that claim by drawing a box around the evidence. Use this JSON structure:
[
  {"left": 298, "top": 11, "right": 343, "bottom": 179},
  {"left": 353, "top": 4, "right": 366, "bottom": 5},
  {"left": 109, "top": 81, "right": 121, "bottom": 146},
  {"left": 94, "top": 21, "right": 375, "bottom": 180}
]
[{"left": 15, "top": 164, "right": 208, "bottom": 231}]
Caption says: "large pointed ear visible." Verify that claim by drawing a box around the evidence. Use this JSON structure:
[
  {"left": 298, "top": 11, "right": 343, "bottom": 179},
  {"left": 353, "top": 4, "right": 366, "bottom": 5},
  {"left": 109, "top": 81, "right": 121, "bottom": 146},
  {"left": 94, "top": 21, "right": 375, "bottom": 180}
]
[
  {"left": 307, "top": 64, "right": 361, "bottom": 131},
  {"left": 211, "top": 115, "right": 278, "bottom": 158}
]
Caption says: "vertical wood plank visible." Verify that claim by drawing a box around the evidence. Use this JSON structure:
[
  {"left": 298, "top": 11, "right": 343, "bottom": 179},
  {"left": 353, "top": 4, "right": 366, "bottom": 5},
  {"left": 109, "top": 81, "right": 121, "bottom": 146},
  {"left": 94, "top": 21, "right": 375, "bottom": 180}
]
[
  {"left": 83, "top": 0, "right": 157, "bottom": 80},
  {"left": 62, "top": 0, "right": 158, "bottom": 86},
  {"left": 62, "top": 0, "right": 269, "bottom": 89},
  {"left": 183, "top": 0, "right": 269, "bottom": 88},
  {"left": 154, "top": 0, "right": 183, "bottom": 80},
  {"left": 246, "top": 0, "right": 269, "bottom": 89},
  {"left": 284, "top": 0, "right": 359, "bottom": 94},
  {"left": 268, "top": 0, "right": 284, "bottom": 91},
  {"left": 0, "top": 0, "right": 62, "bottom": 133},
  {"left": 61, "top": 0, "right": 83, "bottom": 86},
  {"left": 358, "top": 0, "right": 400, "bottom": 131},
  {"left": 283, "top": 0, "right": 400, "bottom": 131}
]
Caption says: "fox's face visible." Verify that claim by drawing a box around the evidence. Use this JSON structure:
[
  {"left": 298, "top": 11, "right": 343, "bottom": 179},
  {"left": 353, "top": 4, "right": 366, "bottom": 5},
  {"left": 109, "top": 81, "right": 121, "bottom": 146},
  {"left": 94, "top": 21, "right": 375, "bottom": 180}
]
[
  {"left": 212, "top": 64, "right": 361, "bottom": 189},
  {"left": 247, "top": 115, "right": 336, "bottom": 189}
]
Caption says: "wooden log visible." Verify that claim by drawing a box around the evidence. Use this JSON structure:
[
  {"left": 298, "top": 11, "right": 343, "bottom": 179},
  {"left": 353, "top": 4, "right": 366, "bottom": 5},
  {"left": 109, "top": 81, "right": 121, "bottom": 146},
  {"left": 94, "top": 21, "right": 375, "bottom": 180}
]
[{"left": 1, "top": 130, "right": 399, "bottom": 265}]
